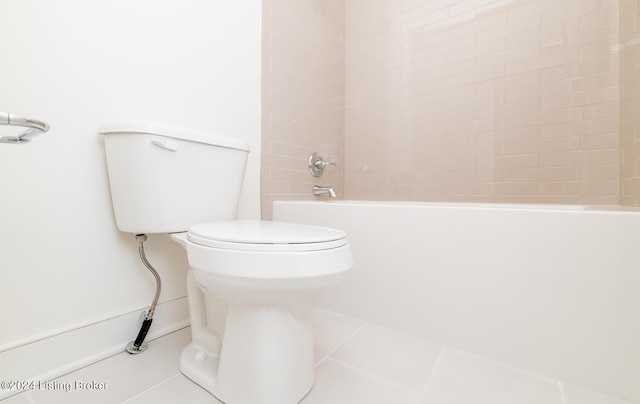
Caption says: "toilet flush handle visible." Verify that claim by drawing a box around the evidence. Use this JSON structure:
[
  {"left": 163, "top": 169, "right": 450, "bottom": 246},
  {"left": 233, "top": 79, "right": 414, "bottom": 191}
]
[{"left": 151, "top": 139, "right": 178, "bottom": 151}]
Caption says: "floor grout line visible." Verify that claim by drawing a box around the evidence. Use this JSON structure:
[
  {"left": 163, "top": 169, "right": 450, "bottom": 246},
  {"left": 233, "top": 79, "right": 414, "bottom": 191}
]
[
  {"left": 314, "top": 319, "right": 368, "bottom": 366},
  {"left": 120, "top": 373, "right": 181, "bottom": 404},
  {"left": 559, "top": 380, "right": 567, "bottom": 404},
  {"left": 415, "top": 347, "right": 445, "bottom": 404},
  {"left": 324, "top": 356, "right": 421, "bottom": 399}
]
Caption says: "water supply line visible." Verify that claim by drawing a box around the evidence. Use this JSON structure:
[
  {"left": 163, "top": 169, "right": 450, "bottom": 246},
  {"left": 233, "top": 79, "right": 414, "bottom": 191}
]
[{"left": 126, "top": 234, "right": 162, "bottom": 354}]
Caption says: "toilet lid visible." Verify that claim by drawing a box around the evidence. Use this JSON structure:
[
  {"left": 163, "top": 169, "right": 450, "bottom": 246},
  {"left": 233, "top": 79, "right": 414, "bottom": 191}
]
[{"left": 187, "top": 220, "right": 347, "bottom": 252}]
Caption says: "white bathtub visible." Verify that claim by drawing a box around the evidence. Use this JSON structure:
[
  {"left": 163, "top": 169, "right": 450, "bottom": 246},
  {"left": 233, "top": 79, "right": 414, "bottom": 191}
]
[{"left": 273, "top": 200, "right": 640, "bottom": 402}]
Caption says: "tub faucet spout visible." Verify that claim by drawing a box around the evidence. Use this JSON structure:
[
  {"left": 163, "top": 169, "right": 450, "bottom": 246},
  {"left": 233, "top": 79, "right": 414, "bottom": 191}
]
[{"left": 313, "top": 185, "right": 337, "bottom": 198}]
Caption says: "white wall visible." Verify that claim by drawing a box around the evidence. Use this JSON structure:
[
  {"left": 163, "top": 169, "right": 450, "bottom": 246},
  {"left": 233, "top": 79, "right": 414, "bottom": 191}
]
[{"left": 0, "top": 0, "right": 261, "bottom": 352}]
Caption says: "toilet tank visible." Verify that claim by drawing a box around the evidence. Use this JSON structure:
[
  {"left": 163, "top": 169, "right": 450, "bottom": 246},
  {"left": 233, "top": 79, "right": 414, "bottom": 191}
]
[{"left": 98, "top": 121, "right": 250, "bottom": 234}]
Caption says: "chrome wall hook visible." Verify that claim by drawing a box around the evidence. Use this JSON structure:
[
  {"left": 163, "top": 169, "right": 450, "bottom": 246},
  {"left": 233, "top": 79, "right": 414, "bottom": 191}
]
[{"left": 0, "top": 111, "right": 50, "bottom": 144}]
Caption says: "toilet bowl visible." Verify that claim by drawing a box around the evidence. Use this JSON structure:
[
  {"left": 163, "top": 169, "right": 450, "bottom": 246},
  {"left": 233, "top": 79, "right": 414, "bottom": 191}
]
[
  {"left": 173, "top": 221, "right": 352, "bottom": 404},
  {"left": 98, "top": 122, "right": 354, "bottom": 404}
]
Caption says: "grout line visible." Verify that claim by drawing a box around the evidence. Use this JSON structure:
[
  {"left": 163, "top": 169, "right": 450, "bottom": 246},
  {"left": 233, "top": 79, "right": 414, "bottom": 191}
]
[
  {"left": 314, "top": 319, "right": 368, "bottom": 366},
  {"left": 326, "top": 357, "right": 419, "bottom": 395},
  {"left": 415, "top": 347, "right": 445, "bottom": 404},
  {"left": 559, "top": 381, "right": 567, "bottom": 404},
  {"left": 120, "top": 373, "right": 182, "bottom": 404}
]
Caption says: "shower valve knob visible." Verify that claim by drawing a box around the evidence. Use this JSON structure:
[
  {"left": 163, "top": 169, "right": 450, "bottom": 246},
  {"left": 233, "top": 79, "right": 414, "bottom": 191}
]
[{"left": 308, "top": 153, "right": 335, "bottom": 177}]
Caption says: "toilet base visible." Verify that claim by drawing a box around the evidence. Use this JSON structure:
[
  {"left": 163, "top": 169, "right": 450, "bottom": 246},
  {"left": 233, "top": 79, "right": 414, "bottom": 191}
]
[{"left": 180, "top": 304, "right": 316, "bottom": 404}]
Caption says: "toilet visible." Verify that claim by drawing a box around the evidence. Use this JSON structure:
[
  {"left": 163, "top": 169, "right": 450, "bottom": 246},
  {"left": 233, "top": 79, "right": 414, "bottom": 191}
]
[{"left": 98, "top": 122, "right": 353, "bottom": 404}]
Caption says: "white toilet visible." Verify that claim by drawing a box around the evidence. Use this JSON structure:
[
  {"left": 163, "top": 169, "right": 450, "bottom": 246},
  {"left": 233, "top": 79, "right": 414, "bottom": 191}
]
[{"left": 98, "top": 122, "right": 353, "bottom": 404}]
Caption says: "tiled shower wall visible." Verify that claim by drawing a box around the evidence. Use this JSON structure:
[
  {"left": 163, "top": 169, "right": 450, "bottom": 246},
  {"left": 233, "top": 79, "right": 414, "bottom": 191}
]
[
  {"left": 620, "top": 0, "right": 640, "bottom": 206},
  {"left": 261, "top": 0, "right": 345, "bottom": 220},
  {"left": 262, "top": 0, "right": 638, "bottom": 214},
  {"left": 345, "top": 0, "right": 620, "bottom": 204}
]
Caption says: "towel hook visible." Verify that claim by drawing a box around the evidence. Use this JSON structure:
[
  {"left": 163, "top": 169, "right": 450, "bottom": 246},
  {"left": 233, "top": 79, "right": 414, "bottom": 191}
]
[{"left": 0, "top": 111, "right": 50, "bottom": 144}]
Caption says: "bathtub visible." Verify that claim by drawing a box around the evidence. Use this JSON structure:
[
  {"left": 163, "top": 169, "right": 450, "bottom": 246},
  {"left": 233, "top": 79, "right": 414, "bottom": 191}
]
[{"left": 273, "top": 200, "right": 640, "bottom": 402}]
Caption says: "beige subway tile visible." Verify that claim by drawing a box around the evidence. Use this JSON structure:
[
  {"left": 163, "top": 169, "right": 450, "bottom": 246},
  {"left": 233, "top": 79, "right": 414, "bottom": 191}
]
[
  {"left": 581, "top": 179, "right": 619, "bottom": 196},
  {"left": 501, "top": 70, "right": 542, "bottom": 91},
  {"left": 511, "top": 195, "right": 581, "bottom": 204},
  {"left": 622, "top": 178, "right": 640, "bottom": 196},
  {"left": 418, "top": 182, "right": 476, "bottom": 196},
  {"left": 579, "top": 132, "right": 618, "bottom": 150},
  {"left": 543, "top": 86, "right": 618, "bottom": 109},
  {"left": 540, "top": 62, "right": 579, "bottom": 82},
  {"left": 506, "top": 47, "right": 580, "bottom": 76},
  {"left": 502, "top": 137, "right": 580, "bottom": 155},
  {"left": 540, "top": 93, "right": 573, "bottom": 110},
  {"left": 479, "top": 99, "right": 540, "bottom": 119},
  {"left": 619, "top": 127, "right": 636, "bottom": 147},
  {"left": 474, "top": 126, "right": 540, "bottom": 145},
  {"left": 476, "top": 45, "right": 540, "bottom": 70},
  {"left": 620, "top": 195, "right": 640, "bottom": 206},
  {"left": 476, "top": 117, "right": 506, "bottom": 132},
  {"left": 507, "top": 1, "right": 555, "bottom": 23},
  {"left": 622, "top": 142, "right": 640, "bottom": 163},
  {"left": 508, "top": 78, "right": 572, "bottom": 104},
  {"left": 269, "top": 167, "right": 310, "bottom": 183},
  {"left": 580, "top": 101, "right": 619, "bottom": 120},
  {"left": 447, "top": 11, "right": 507, "bottom": 40},
  {"left": 477, "top": 154, "right": 539, "bottom": 170},
  {"left": 262, "top": 151, "right": 300, "bottom": 170},
  {"left": 539, "top": 122, "right": 575, "bottom": 139},
  {"left": 579, "top": 164, "right": 619, "bottom": 181},
  {"left": 569, "top": 23, "right": 619, "bottom": 47},
  {"left": 584, "top": 149, "right": 619, "bottom": 166},
  {"left": 475, "top": 181, "right": 540, "bottom": 195},
  {"left": 448, "top": 0, "right": 497, "bottom": 17},
  {"left": 503, "top": 108, "right": 580, "bottom": 129},
  {"left": 268, "top": 139, "right": 309, "bottom": 159},
  {"left": 579, "top": 194, "right": 619, "bottom": 205},
  {"left": 262, "top": 180, "right": 291, "bottom": 195},
  {"left": 506, "top": 17, "right": 580, "bottom": 49},
  {"left": 541, "top": 1, "right": 600, "bottom": 27},
  {"left": 631, "top": 159, "right": 640, "bottom": 177},
  {"left": 572, "top": 117, "right": 618, "bottom": 136},
  {"left": 419, "top": 170, "right": 477, "bottom": 184},
  {"left": 540, "top": 149, "right": 619, "bottom": 167},
  {"left": 579, "top": 54, "right": 619, "bottom": 75},
  {"left": 269, "top": 113, "right": 307, "bottom": 136},
  {"left": 511, "top": 167, "right": 582, "bottom": 184},
  {"left": 540, "top": 181, "right": 583, "bottom": 196},
  {"left": 476, "top": 14, "right": 540, "bottom": 44},
  {"left": 419, "top": 12, "right": 472, "bottom": 37},
  {"left": 580, "top": 7, "right": 618, "bottom": 31},
  {"left": 579, "top": 39, "right": 619, "bottom": 61}
]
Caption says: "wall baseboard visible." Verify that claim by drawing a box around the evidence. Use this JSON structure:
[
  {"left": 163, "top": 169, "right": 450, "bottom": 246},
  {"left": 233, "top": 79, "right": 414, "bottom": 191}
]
[{"left": 0, "top": 297, "right": 189, "bottom": 401}]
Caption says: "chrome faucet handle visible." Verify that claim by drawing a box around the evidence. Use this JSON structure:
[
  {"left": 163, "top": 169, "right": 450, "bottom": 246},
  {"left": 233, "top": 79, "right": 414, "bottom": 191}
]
[{"left": 308, "top": 153, "right": 336, "bottom": 177}]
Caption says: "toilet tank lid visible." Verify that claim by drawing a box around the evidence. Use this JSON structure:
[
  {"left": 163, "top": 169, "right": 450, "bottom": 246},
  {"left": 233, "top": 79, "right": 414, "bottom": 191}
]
[{"left": 97, "top": 121, "right": 250, "bottom": 152}]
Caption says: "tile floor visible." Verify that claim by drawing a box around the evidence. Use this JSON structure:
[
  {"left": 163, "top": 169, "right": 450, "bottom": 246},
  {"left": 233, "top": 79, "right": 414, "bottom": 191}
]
[{"left": 1, "top": 309, "right": 635, "bottom": 404}]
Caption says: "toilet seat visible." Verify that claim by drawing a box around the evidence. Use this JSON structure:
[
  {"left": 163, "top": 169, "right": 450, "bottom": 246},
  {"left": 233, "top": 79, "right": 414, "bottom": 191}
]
[
  {"left": 187, "top": 220, "right": 347, "bottom": 252},
  {"left": 184, "top": 220, "right": 352, "bottom": 279}
]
